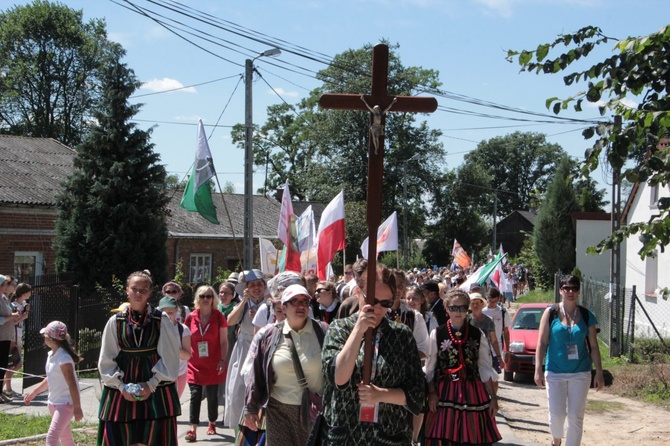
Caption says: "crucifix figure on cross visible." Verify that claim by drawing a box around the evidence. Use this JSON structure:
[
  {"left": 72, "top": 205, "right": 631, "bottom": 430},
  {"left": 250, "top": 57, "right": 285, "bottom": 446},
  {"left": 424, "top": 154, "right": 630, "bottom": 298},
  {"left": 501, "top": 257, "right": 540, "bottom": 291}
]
[
  {"left": 319, "top": 43, "right": 437, "bottom": 394},
  {"left": 360, "top": 95, "right": 397, "bottom": 154}
]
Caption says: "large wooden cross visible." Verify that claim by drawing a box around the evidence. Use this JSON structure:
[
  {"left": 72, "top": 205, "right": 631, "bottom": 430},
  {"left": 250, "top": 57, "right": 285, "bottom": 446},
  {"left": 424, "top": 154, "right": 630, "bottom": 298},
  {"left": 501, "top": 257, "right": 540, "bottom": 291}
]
[{"left": 319, "top": 43, "right": 437, "bottom": 384}]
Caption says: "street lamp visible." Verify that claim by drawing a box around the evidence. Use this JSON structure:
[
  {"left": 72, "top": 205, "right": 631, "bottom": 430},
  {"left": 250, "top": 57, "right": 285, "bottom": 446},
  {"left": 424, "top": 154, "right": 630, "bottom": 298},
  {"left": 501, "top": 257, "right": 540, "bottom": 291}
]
[
  {"left": 243, "top": 47, "right": 281, "bottom": 269},
  {"left": 403, "top": 153, "right": 421, "bottom": 268}
]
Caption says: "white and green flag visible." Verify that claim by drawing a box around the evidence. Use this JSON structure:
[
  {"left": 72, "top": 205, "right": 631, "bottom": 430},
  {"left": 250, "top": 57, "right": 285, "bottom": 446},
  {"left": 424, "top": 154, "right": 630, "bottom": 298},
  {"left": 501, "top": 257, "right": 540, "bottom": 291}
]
[{"left": 180, "top": 119, "right": 219, "bottom": 224}]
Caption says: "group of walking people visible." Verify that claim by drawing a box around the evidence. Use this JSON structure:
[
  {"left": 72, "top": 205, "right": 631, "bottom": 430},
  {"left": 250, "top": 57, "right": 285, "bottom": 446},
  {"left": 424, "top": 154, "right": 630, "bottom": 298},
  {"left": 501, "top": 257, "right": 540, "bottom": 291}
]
[{"left": 8, "top": 264, "right": 603, "bottom": 446}]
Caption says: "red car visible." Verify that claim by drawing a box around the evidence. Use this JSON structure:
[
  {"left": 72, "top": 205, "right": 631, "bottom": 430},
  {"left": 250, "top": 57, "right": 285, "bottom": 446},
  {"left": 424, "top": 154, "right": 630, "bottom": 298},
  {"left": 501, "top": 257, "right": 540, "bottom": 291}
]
[{"left": 503, "top": 303, "right": 552, "bottom": 382}]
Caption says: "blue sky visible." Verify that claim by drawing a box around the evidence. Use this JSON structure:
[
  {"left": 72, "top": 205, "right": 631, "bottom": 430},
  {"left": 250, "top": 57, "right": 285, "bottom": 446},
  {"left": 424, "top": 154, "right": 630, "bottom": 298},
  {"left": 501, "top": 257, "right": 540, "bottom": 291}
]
[{"left": 10, "top": 0, "right": 670, "bottom": 198}]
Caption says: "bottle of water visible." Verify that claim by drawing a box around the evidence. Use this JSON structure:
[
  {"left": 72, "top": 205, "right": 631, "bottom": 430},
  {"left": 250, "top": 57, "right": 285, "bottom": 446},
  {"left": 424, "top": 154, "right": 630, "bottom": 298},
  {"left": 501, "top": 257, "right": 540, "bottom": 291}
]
[{"left": 124, "top": 383, "right": 142, "bottom": 395}]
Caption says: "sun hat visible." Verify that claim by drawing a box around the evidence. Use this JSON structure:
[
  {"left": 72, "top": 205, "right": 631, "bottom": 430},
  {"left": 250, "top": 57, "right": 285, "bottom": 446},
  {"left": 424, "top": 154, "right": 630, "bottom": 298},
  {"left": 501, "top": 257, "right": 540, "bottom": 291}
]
[
  {"left": 235, "top": 269, "right": 267, "bottom": 296},
  {"left": 158, "top": 296, "right": 178, "bottom": 309},
  {"left": 280, "top": 284, "right": 311, "bottom": 304},
  {"left": 267, "top": 271, "right": 303, "bottom": 297},
  {"left": 227, "top": 272, "right": 240, "bottom": 284},
  {"left": 469, "top": 293, "right": 487, "bottom": 305},
  {"left": 40, "top": 321, "right": 68, "bottom": 340}
]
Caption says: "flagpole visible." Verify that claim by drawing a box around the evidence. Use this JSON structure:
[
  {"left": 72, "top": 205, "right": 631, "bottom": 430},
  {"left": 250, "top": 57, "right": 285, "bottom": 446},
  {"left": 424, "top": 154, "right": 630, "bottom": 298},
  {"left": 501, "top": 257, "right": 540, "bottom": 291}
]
[{"left": 213, "top": 175, "right": 242, "bottom": 267}]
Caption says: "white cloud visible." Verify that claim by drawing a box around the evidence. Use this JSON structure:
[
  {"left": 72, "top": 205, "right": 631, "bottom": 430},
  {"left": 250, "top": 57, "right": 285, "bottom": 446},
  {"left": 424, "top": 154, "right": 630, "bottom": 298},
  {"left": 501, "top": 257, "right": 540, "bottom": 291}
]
[
  {"left": 140, "top": 78, "right": 197, "bottom": 94},
  {"left": 473, "top": 0, "right": 519, "bottom": 18},
  {"left": 268, "top": 87, "right": 300, "bottom": 98}
]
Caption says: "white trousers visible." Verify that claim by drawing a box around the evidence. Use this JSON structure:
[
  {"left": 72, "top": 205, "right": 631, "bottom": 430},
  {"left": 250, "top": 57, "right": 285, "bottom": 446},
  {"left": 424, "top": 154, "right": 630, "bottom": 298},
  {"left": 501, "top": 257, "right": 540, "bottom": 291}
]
[{"left": 545, "top": 370, "right": 591, "bottom": 446}]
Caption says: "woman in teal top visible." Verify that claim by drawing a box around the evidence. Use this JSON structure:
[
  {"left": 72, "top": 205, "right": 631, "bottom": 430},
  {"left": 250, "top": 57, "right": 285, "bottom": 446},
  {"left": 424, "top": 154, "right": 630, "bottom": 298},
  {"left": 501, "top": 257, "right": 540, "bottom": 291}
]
[{"left": 534, "top": 275, "right": 604, "bottom": 446}]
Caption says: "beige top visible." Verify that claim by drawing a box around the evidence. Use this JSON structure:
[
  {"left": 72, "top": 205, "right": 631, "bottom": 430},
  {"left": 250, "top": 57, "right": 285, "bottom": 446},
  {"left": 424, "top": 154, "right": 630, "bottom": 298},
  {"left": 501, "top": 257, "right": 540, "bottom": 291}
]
[
  {"left": 270, "top": 319, "right": 324, "bottom": 405},
  {"left": 0, "top": 295, "right": 16, "bottom": 342}
]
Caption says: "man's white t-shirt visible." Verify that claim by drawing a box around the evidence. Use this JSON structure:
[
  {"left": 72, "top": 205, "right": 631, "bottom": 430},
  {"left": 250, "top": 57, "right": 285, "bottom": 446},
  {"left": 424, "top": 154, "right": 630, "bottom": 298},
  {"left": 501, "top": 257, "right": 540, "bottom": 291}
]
[
  {"left": 482, "top": 304, "right": 512, "bottom": 355},
  {"left": 46, "top": 347, "right": 79, "bottom": 405}
]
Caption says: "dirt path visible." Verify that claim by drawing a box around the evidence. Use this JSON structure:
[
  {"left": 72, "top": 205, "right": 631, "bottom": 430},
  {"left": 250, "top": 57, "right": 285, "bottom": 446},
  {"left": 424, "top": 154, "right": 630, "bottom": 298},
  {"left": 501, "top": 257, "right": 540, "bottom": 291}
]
[{"left": 498, "top": 374, "right": 670, "bottom": 445}]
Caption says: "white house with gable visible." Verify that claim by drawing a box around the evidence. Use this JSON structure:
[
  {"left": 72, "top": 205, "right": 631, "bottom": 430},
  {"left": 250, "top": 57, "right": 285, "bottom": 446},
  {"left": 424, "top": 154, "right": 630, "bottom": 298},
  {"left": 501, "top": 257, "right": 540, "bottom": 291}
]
[{"left": 622, "top": 180, "right": 670, "bottom": 337}]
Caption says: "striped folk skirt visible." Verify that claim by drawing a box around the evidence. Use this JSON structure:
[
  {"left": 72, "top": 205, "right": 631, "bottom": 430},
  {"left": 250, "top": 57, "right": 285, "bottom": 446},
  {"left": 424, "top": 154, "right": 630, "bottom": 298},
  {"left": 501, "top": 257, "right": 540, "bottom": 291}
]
[
  {"left": 97, "top": 384, "right": 180, "bottom": 446},
  {"left": 424, "top": 377, "right": 501, "bottom": 446}
]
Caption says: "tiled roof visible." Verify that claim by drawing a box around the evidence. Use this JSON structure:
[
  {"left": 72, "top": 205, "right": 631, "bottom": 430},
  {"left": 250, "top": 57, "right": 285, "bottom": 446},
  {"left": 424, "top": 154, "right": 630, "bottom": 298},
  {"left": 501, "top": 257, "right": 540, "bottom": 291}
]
[
  {"left": 166, "top": 192, "right": 326, "bottom": 239},
  {"left": 0, "top": 135, "right": 326, "bottom": 238},
  {"left": 0, "top": 135, "right": 76, "bottom": 206}
]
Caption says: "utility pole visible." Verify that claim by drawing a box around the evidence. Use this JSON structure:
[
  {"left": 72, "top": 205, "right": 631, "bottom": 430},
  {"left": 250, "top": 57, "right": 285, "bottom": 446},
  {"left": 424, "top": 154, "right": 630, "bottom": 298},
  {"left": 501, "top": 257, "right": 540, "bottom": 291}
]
[
  {"left": 243, "top": 48, "right": 281, "bottom": 270},
  {"left": 610, "top": 115, "right": 622, "bottom": 357}
]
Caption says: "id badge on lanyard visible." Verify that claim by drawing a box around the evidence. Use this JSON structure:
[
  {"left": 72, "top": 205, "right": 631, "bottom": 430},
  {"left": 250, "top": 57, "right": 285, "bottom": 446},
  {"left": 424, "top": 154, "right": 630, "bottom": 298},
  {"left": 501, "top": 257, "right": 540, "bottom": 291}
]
[
  {"left": 359, "top": 331, "right": 382, "bottom": 423},
  {"left": 198, "top": 321, "right": 210, "bottom": 358}
]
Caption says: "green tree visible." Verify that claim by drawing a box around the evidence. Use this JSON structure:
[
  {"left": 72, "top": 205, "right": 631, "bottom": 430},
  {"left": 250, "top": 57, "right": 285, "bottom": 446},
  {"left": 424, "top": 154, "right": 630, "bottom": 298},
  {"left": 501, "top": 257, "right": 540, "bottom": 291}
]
[
  {"left": 0, "top": 1, "right": 112, "bottom": 146},
  {"left": 507, "top": 25, "right": 670, "bottom": 258},
  {"left": 54, "top": 46, "right": 169, "bottom": 290},
  {"left": 232, "top": 42, "right": 445, "bottom": 253},
  {"left": 423, "top": 167, "right": 490, "bottom": 266},
  {"left": 464, "top": 132, "right": 567, "bottom": 218},
  {"left": 533, "top": 157, "right": 578, "bottom": 276}
]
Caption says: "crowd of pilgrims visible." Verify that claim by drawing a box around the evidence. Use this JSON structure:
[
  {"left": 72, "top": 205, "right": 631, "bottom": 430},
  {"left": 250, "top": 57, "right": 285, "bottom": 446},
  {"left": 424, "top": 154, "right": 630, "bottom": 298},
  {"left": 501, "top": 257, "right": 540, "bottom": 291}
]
[{"left": 96, "top": 262, "right": 512, "bottom": 446}]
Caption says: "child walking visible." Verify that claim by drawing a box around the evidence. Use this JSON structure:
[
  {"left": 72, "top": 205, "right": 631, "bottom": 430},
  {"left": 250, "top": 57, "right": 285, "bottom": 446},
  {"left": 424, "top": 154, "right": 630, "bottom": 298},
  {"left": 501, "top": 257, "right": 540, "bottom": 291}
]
[{"left": 24, "top": 321, "right": 83, "bottom": 446}]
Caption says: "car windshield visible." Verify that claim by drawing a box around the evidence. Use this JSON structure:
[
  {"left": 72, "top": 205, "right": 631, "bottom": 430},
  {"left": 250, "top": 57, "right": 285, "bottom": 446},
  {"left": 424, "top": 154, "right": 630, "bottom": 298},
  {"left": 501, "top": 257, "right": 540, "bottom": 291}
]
[{"left": 512, "top": 308, "right": 543, "bottom": 330}]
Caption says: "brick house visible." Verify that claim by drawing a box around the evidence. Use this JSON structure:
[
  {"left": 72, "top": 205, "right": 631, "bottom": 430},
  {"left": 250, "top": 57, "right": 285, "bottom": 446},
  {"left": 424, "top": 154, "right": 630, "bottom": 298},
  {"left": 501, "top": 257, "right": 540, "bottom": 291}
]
[{"left": 0, "top": 135, "right": 324, "bottom": 282}]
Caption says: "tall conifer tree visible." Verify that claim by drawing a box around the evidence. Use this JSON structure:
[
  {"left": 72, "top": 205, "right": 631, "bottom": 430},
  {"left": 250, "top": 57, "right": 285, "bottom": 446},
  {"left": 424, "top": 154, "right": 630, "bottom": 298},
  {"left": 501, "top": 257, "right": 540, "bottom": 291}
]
[{"left": 54, "top": 46, "right": 169, "bottom": 289}]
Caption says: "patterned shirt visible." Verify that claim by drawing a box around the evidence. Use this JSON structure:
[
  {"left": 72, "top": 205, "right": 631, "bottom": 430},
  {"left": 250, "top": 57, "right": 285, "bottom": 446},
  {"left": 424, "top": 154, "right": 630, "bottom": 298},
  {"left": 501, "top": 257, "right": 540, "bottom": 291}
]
[{"left": 320, "top": 315, "right": 425, "bottom": 445}]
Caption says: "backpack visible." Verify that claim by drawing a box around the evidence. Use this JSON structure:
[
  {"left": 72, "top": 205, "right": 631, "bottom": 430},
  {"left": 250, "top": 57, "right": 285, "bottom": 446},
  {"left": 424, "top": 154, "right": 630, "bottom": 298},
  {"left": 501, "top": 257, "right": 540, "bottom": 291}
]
[{"left": 548, "top": 303, "right": 592, "bottom": 352}]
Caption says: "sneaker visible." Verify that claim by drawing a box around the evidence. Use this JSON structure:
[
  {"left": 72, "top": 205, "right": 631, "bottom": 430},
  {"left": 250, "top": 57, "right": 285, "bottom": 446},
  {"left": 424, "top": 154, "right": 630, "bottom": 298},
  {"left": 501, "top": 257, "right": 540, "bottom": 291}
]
[
  {"left": 207, "top": 422, "right": 216, "bottom": 435},
  {"left": 0, "top": 393, "right": 12, "bottom": 403},
  {"left": 185, "top": 430, "right": 196, "bottom": 442}
]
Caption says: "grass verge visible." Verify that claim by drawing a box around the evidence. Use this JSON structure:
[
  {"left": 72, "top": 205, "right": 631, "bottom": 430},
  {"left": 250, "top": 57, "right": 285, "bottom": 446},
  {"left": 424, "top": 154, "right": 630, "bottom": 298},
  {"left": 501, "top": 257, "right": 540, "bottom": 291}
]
[
  {"left": 515, "top": 289, "right": 554, "bottom": 304},
  {"left": 0, "top": 413, "right": 94, "bottom": 443}
]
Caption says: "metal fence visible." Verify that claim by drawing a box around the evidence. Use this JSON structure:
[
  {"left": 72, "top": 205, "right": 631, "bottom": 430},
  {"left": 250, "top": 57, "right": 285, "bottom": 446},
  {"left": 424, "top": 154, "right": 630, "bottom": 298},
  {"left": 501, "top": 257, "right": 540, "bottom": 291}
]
[
  {"left": 21, "top": 275, "right": 125, "bottom": 389},
  {"left": 555, "top": 274, "right": 670, "bottom": 361}
]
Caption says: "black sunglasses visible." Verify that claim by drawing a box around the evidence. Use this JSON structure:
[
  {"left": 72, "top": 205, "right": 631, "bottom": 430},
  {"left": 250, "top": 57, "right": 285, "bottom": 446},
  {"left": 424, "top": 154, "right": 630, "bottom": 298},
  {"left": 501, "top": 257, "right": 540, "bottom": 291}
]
[
  {"left": 164, "top": 289, "right": 179, "bottom": 295},
  {"left": 561, "top": 286, "right": 580, "bottom": 292},
  {"left": 315, "top": 288, "right": 331, "bottom": 293},
  {"left": 447, "top": 305, "right": 469, "bottom": 313},
  {"left": 200, "top": 294, "right": 214, "bottom": 299},
  {"left": 373, "top": 298, "right": 393, "bottom": 309}
]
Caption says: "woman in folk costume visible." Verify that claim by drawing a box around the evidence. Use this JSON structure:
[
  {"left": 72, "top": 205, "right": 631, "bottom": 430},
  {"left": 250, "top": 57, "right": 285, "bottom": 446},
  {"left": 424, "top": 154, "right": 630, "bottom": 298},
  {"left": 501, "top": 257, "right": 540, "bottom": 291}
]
[
  {"left": 97, "top": 270, "right": 181, "bottom": 446},
  {"left": 424, "top": 288, "right": 501, "bottom": 446}
]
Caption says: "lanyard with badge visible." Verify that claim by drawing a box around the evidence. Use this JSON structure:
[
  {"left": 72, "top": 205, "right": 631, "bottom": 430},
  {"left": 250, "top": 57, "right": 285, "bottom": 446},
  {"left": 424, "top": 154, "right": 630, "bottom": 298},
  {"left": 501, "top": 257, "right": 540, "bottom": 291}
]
[
  {"left": 359, "top": 330, "right": 382, "bottom": 423},
  {"left": 198, "top": 318, "right": 210, "bottom": 358},
  {"left": 561, "top": 303, "right": 579, "bottom": 361}
]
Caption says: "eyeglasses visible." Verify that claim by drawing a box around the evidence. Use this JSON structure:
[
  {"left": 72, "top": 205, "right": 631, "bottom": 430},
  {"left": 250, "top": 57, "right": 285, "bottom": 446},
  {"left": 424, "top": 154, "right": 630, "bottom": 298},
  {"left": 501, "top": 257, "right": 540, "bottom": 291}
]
[
  {"left": 315, "top": 288, "right": 330, "bottom": 294},
  {"left": 164, "top": 289, "right": 179, "bottom": 295},
  {"left": 288, "top": 299, "right": 311, "bottom": 307},
  {"left": 447, "top": 305, "right": 469, "bottom": 313},
  {"left": 200, "top": 294, "right": 214, "bottom": 299},
  {"left": 561, "top": 286, "right": 580, "bottom": 292},
  {"left": 220, "top": 291, "right": 233, "bottom": 296},
  {"left": 372, "top": 298, "right": 394, "bottom": 309}
]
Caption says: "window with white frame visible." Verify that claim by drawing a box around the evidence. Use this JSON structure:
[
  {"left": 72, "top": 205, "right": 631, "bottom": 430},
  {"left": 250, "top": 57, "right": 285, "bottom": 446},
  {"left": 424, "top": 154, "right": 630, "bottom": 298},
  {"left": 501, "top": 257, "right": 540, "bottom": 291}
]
[
  {"left": 650, "top": 184, "right": 659, "bottom": 208},
  {"left": 190, "top": 254, "right": 212, "bottom": 283},
  {"left": 645, "top": 251, "right": 658, "bottom": 296}
]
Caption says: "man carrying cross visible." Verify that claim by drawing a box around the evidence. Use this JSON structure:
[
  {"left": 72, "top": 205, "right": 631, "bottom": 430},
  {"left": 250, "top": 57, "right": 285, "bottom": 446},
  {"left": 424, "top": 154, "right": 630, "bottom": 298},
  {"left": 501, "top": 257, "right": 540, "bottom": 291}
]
[{"left": 316, "top": 44, "right": 437, "bottom": 446}]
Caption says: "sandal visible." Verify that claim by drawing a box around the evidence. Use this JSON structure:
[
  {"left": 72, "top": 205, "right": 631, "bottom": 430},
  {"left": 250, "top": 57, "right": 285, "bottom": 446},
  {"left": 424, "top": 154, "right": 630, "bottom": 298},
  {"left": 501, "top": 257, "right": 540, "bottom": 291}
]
[
  {"left": 185, "top": 429, "right": 196, "bottom": 442},
  {"left": 207, "top": 422, "right": 216, "bottom": 435}
]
